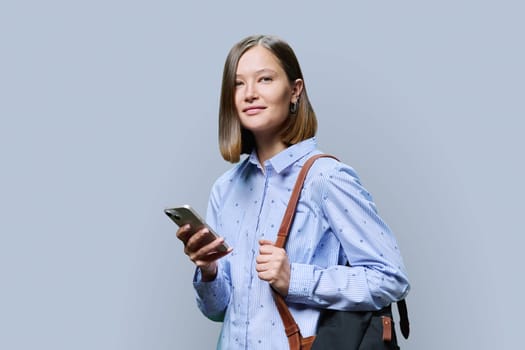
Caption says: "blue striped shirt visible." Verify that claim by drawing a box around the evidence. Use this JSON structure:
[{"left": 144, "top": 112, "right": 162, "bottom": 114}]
[{"left": 193, "top": 137, "right": 410, "bottom": 349}]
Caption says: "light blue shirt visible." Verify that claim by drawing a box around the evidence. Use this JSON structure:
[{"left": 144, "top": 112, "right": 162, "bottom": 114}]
[{"left": 193, "top": 137, "right": 410, "bottom": 349}]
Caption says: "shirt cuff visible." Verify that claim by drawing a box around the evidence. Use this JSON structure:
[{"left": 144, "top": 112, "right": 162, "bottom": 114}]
[
  {"left": 193, "top": 267, "right": 225, "bottom": 296},
  {"left": 286, "top": 263, "right": 315, "bottom": 302},
  {"left": 194, "top": 267, "right": 229, "bottom": 313}
]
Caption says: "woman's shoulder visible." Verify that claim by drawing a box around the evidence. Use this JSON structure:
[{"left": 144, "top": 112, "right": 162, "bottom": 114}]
[
  {"left": 307, "top": 153, "right": 378, "bottom": 206},
  {"left": 306, "top": 153, "right": 360, "bottom": 182},
  {"left": 211, "top": 156, "right": 252, "bottom": 191}
]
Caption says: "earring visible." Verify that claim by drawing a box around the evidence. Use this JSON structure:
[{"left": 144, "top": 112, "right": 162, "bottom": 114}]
[{"left": 290, "top": 101, "right": 298, "bottom": 114}]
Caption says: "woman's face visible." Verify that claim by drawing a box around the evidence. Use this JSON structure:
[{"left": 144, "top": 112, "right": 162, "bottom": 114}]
[{"left": 234, "top": 45, "right": 302, "bottom": 140}]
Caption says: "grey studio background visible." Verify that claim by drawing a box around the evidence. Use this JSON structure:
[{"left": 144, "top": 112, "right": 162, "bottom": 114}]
[{"left": 1, "top": 1, "right": 523, "bottom": 349}]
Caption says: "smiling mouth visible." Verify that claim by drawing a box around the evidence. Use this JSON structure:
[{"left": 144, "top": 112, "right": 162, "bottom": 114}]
[{"left": 243, "top": 106, "right": 266, "bottom": 115}]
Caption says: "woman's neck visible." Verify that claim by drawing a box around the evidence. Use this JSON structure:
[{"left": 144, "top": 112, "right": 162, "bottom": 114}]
[{"left": 255, "top": 137, "right": 287, "bottom": 165}]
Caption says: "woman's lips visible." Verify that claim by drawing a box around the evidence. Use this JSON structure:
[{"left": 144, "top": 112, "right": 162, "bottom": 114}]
[{"left": 243, "top": 106, "right": 266, "bottom": 115}]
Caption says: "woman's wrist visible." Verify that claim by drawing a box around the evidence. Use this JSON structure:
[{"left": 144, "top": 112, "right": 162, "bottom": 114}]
[{"left": 200, "top": 263, "right": 218, "bottom": 282}]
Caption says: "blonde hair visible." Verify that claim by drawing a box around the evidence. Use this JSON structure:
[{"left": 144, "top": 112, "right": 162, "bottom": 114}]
[{"left": 218, "top": 35, "right": 318, "bottom": 163}]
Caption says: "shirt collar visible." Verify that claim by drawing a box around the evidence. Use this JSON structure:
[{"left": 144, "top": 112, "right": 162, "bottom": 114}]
[{"left": 248, "top": 137, "right": 318, "bottom": 174}]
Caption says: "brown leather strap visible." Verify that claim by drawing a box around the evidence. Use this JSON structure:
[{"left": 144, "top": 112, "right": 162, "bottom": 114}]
[
  {"left": 381, "top": 316, "right": 392, "bottom": 342},
  {"left": 272, "top": 290, "right": 300, "bottom": 337},
  {"left": 275, "top": 154, "right": 339, "bottom": 249},
  {"left": 301, "top": 335, "right": 316, "bottom": 350},
  {"left": 272, "top": 290, "right": 303, "bottom": 349},
  {"left": 273, "top": 154, "right": 337, "bottom": 349}
]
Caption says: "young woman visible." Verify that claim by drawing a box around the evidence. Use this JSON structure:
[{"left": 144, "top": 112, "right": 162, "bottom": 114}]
[{"left": 177, "top": 34, "right": 410, "bottom": 349}]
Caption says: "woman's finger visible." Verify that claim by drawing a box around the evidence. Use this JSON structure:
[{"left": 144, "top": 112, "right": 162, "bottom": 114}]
[{"left": 176, "top": 224, "right": 192, "bottom": 244}]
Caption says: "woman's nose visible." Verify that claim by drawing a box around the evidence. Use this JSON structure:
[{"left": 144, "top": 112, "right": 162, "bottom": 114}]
[{"left": 244, "top": 82, "right": 258, "bottom": 101}]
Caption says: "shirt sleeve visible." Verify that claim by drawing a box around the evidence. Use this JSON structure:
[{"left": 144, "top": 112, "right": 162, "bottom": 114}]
[
  {"left": 286, "top": 163, "right": 410, "bottom": 311},
  {"left": 190, "top": 178, "right": 232, "bottom": 322},
  {"left": 193, "top": 263, "right": 231, "bottom": 322}
]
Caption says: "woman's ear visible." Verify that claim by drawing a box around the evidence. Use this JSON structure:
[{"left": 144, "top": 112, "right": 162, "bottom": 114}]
[{"left": 291, "top": 79, "right": 304, "bottom": 103}]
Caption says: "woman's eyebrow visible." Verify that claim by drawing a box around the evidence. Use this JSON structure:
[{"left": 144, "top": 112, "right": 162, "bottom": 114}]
[
  {"left": 255, "top": 68, "right": 277, "bottom": 74},
  {"left": 236, "top": 68, "right": 277, "bottom": 77}
]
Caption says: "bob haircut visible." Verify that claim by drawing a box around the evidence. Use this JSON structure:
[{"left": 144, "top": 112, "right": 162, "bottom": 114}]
[{"left": 219, "top": 34, "right": 318, "bottom": 163}]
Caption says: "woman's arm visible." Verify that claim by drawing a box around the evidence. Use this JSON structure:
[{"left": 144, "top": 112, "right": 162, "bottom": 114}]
[
  {"left": 286, "top": 163, "right": 410, "bottom": 310},
  {"left": 188, "top": 178, "right": 233, "bottom": 321},
  {"left": 193, "top": 261, "right": 231, "bottom": 322}
]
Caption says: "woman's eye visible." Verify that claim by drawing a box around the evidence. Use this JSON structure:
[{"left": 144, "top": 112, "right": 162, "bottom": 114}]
[
  {"left": 260, "top": 76, "right": 273, "bottom": 83},
  {"left": 235, "top": 81, "right": 244, "bottom": 87}
]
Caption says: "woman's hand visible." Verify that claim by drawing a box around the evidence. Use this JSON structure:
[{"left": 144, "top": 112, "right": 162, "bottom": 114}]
[
  {"left": 176, "top": 225, "right": 232, "bottom": 281},
  {"left": 256, "top": 239, "right": 290, "bottom": 296}
]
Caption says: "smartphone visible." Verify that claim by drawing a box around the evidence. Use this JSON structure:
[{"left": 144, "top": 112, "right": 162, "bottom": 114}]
[{"left": 164, "top": 205, "right": 229, "bottom": 252}]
